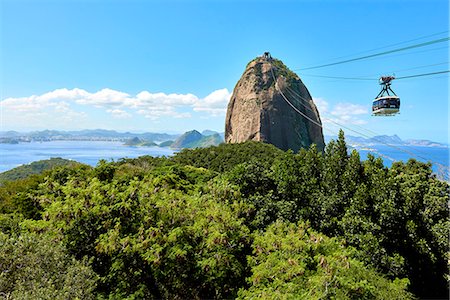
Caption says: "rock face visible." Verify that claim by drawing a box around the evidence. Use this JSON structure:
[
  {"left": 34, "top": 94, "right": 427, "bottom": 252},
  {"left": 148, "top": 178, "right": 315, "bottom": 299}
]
[{"left": 225, "top": 55, "right": 325, "bottom": 152}]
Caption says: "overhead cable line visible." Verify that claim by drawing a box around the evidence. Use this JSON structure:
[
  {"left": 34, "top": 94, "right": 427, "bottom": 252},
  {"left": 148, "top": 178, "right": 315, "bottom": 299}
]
[
  {"left": 300, "top": 74, "right": 374, "bottom": 81},
  {"left": 300, "top": 70, "right": 450, "bottom": 81},
  {"left": 389, "top": 61, "right": 449, "bottom": 73},
  {"left": 269, "top": 68, "right": 323, "bottom": 128},
  {"left": 396, "top": 70, "right": 450, "bottom": 80},
  {"left": 295, "top": 37, "right": 449, "bottom": 71},
  {"left": 300, "top": 62, "right": 449, "bottom": 81},
  {"left": 305, "top": 31, "right": 449, "bottom": 66}
]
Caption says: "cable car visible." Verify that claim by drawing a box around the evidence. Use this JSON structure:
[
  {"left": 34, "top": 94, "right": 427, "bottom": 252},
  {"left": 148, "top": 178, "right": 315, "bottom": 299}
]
[{"left": 372, "top": 76, "right": 400, "bottom": 116}]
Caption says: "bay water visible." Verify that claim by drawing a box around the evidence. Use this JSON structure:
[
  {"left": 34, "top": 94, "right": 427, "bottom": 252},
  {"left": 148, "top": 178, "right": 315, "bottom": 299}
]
[
  {"left": 0, "top": 141, "right": 448, "bottom": 175},
  {"left": 0, "top": 141, "right": 175, "bottom": 173}
]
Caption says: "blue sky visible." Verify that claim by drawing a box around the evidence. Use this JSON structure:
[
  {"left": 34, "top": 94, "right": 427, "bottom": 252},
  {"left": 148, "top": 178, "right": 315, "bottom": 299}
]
[{"left": 1, "top": 0, "right": 448, "bottom": 142}]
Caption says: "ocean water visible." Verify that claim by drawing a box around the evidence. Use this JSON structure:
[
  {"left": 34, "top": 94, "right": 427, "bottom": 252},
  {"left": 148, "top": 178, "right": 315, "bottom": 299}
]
[
  {"left": 0, "top": 141, "right": 175, "bottom": 173},
  {"left": 353, "top": 145, "right": 449, "bottom": 173},
  {"left": 0, "top": 141, "right": 448, "bottom": 175}
]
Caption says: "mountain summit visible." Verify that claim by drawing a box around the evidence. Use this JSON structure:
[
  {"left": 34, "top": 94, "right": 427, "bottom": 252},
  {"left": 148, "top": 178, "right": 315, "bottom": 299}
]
[{"left": 225, "top": 54, "right": 325, "bottom": 152}]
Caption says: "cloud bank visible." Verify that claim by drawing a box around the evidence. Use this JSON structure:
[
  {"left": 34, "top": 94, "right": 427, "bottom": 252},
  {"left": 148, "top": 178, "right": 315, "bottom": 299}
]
[{"left": 1, "top": 87, "right": 232, "bottom": 129}]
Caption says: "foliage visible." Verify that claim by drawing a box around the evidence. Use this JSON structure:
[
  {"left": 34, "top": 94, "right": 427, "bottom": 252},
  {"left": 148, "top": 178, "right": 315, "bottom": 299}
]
[
  {"left": 171, "top": 140, "right": 284, "bottom": 172},
  {"left": 0, "top": 232, "right": 97, "bottom": 300},
  {"left": 0, "top": 131, "right": 448, "bottom": 299},
  {"left": 270, "top": 58, "right": 299, "bottom": 84},
  {"left": 23, "top": 163, "right": 249, "bottom": 299},
  {"left": 238, "top": 221, "right": 413, "bottom": 300}
]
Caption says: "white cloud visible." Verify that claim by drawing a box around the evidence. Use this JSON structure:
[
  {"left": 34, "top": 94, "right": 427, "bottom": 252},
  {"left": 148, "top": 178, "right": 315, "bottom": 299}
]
[
  {"left": 1, "top": 89, "right": 374, "bottom": 133},
  {"left": 312, "top": 98, "right": 369, "bottom": 129},
  {"left": 1, "top": 88, "right": 231, "bottom": 125},
  {"left": 76, "top": 88, "right": 131, "bottom": 107},
  {"left": 136, "top": 106, "right": 191, "bottom": 120},
  {"left": 40, "top": 88, "right": 90, "bottom": 101},
  {"left": 312, "top": 97, "right": 329, "bottom": 114},
  {"left": 193, "top": 88, "right": 231, "bottom": 116},
  {"left": 331, "top": 103, "right": 367, "bottom": 116},
  {"left": 134, "top": 91, "right": 198, "bottom": 106},
  {"left": 107, "top": 109, "right": 132, "bottom": 119}
]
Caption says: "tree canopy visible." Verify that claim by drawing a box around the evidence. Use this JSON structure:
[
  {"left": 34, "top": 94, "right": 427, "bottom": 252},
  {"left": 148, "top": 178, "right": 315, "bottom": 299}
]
[{"left": 0, "top": 132, "right": 448, "bottom": 299}]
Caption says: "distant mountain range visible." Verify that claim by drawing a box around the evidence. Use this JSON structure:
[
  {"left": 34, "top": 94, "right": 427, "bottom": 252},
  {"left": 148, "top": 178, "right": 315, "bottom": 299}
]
[
  {"left": 325, "top": 134, "right": 448, "bottom": 148},
  {"left": 0, "top": 129, "right": 179, "bottom": 142},
  {"left": 0, "top": 129, "right": 226, "bottom": 149}
]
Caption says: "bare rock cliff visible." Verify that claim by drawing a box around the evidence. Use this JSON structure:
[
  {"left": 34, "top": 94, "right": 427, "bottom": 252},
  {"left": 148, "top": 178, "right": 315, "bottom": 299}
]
[{"left": 225, "top": 55, "right": 325, "bottom": 152}]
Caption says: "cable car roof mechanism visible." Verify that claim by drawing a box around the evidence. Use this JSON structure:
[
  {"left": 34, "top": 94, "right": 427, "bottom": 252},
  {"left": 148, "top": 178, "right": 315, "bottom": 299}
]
[{"left": 372, "top": 76, "right": 400, "bottom": 116}]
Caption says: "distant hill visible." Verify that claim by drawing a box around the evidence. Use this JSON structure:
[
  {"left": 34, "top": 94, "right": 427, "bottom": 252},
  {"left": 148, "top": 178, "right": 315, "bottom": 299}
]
[
  {"left": 0, "top": 131, "right": 21, "bottom": 137},
  {"left": 171, "top": 130, "right": 224, "bottom": 149},
  {"left": 201, "top": 130, "right": 219, "bottom": 136},
  {"left": 171, "top": 130, "right": 203, "bottom": 148},
  {"left": 194, "top": 133, "right": 223, "bottom": 148},
  {"left": 0, "top": 157, "right": 76, "bottom": 185},
  {"left": 159, "top": 140, "right": 174, "bottom": 147},
  {"left": 124, "top": 137, "right": 158, "bottom": 147},
  {"left": 124, "top": 137, "right": 143, "bottom": 146},
  {"left": 405, "top": 139, "right": 448, "bottom": 148},
  {"left": 369, "top": 135, "right": 404, "bottom": 145}
]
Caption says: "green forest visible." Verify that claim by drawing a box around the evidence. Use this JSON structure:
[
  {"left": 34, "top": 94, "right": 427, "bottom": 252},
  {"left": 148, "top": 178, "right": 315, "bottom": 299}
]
[{"left": 0, "top": 131, "right": 448, "bottom": 299}]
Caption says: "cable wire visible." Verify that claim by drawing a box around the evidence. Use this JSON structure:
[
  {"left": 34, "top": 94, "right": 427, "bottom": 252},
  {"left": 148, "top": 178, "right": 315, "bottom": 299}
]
[
  {"left": 304, "top": 31, "right": 449, "bottom": 66},
  {"left": 396, "top": 70, "right": 450, "bottom": 80},
  {"left": 295, "top": 37, "right": 449, "bottom": 71},
  {"left": 299, "top": 69, "right": 449, "bottom": 81}
]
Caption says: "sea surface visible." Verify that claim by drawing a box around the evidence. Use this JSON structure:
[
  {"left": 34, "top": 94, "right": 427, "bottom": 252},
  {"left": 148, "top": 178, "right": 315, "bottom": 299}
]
[
  {"left": 0, "top": 141, "right": 175, "bottom": 173},
  {"left": 353, "top": 145, "right": 449, "bottom": 174},
  {"left": 0, "top": 141, "right": 448, "bottom": 175}
]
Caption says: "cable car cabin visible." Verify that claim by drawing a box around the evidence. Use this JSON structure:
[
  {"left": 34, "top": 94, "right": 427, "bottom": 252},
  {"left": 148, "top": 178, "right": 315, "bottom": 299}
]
[
  {"left": 372, "top": 76, "right": 400, "bottom": 116},
  {"left": 372, "top": 96, "right": 400, "bottom": 116}
]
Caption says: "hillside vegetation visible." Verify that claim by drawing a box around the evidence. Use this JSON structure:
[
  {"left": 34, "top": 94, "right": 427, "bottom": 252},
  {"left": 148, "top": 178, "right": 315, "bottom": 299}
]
[
  {"left": 0, "top": 157, "right": 76, "bottom": 185},
  {"left": 0, "top": 131, "right": 448, "bottom": 299}
]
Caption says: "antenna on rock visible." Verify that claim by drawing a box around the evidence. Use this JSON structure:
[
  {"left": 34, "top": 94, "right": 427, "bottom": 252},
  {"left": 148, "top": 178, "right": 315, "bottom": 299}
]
[{"left": 263, "top": 52, "right": 272, "bottom": 60}]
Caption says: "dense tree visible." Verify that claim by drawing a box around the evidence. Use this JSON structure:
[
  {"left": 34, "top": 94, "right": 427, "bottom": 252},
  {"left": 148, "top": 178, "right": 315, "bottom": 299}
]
[
  {"left": 0, "top": 232, "right": 97, "bottom": 300},
  {"left": 238, "top": 221, "right": 414, "bottom": 300}
]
